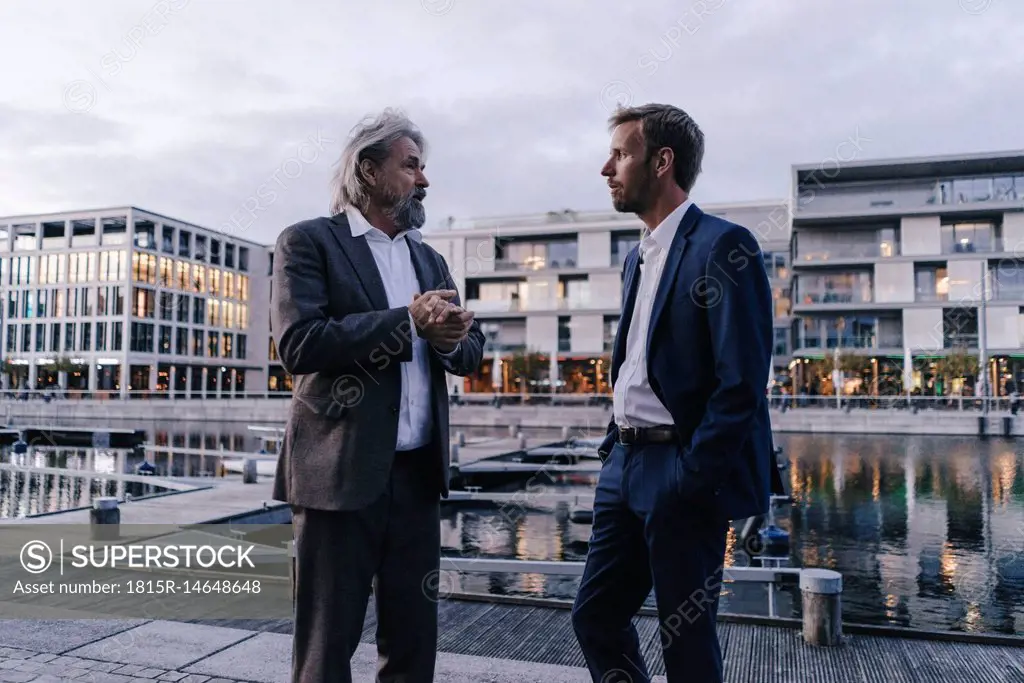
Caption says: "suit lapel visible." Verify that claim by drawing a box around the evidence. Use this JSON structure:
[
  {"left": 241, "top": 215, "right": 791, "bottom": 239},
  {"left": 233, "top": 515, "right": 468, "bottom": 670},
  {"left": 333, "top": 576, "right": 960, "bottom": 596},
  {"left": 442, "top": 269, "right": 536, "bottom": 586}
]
[
  {"left": 612, "top": 248, "right": 642, "bottom": 385},
  {"left": 407, "top": 237, "right": 442, "bottom": 294},
  {"left": 328, "top": 213, "right": 389, "bottom": 310},
  {"left": 646, "top": 203, "right": 702, "bottom": 356}
]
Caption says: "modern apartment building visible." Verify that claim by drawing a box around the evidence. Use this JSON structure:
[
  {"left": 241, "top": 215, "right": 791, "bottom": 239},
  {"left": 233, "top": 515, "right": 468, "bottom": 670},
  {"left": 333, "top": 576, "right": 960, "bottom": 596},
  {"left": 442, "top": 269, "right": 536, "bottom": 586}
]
[
  {"left": 422, "top": 201, "right": 793, "bottom": 394},
  {"left": 0, "top": 207, "right": 269, "bottom": 398},
  {"left": 789, "top": 151, "right": 1024, "bottom": 396}
]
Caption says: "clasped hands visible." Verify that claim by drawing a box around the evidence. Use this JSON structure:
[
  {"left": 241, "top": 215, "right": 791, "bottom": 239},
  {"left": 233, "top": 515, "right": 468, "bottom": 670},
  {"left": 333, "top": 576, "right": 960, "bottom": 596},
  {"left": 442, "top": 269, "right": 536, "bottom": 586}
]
[{"left": 409, "top": 289, "right": 474, "bottom": 354}]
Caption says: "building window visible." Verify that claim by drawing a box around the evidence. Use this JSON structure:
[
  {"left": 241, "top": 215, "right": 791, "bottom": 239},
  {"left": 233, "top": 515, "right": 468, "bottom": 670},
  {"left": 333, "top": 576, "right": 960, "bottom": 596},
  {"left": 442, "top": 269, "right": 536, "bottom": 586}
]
[
  {"left": 134, "top": 219, "right": 156, "bottom": 250},
  {"left": 35, "top": 323, "right": 44, "bottom": 352},
  {"left": 222, "top": 332, "right": 233, "bottom": 358},
  {"left": 64, "top": 323, "right": 76, "bottom": 352},
  {"left": 133, "top": 287, "right": 156, "bottom": 318},
  {"left": 13, "top": 224, "right": 37, "bottom": 251},
  {"left": 557, "top": 316, "right": 571, "bottom": 352},
  {"left": 238, "top": 247, "right": 249, "bottom": 272},
  {"left": 192, "top": 329, "right": 204, "bottom": 356},
  {"left": 159, "top": 325, "right": 172, "bottom": 354},
  {"left": 130, "top": 322, "right": 154, "bottom": 352},
  {"left": 96, "top": 322, "right": 107, "bottom": 351},
  {"left": 225, "top": 243, "right": 235, "bottom": 268},
  {"left": 178, "top": 230, "right": 191, "bottom": 257},
  {"left": 210, "top": 239, "right": 221, "bottom": 265},
  {"left": 193, "top": 298, "right": 206, "bottom": 325},
  {"left": 101, "top": 217, "right": 127, "bottom": 245},
  {"left": 176, "top": 327, "right": 189, "bottom": 355},
  {"left": 208, "top": 330, "right": 219, "bottom": 357},
  {"left": 611, "top": 230, "right": 641, "bottom": 266},
  {"left": 41, "top": 221, "right": 65, "bottom": 250},
  {"left": 161, "top": 226, "right": 175, "bottom": 254},
  {"left": 177, "top": 294, "right": 190, "bottom": 323},
  {"left": 112, "top": 321, "right": 123, "bottom": 351},
  {"left": 81, "top": 322, "right": 91, "bottom": 351},
  {"left": 194, "top": 235, "right": 207, "bottom": 261},
  {"left": 237, "top": 334, "right": 247, "bottom": 359},
  {"left": 159, "top": 292, "right": 174, "bottom": 320}
]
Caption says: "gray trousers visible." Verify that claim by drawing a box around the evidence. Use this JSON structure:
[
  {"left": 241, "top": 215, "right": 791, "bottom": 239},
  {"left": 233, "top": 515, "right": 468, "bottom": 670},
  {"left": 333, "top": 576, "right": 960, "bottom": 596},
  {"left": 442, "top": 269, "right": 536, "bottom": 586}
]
[{"left": 290, "top": 446, "right": 442, "bottom": 682}]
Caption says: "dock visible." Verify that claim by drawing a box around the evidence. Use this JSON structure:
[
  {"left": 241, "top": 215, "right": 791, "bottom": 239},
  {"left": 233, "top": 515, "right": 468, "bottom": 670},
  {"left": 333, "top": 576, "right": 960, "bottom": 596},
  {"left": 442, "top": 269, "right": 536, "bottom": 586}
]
[{"left": 0, "top": 599, "right": 1020, "bottom": 682}]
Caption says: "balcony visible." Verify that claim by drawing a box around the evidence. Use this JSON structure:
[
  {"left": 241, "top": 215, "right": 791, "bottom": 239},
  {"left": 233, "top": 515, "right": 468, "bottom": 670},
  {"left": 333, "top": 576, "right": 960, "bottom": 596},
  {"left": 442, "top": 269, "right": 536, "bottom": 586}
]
[
  {"left": 467, "top": 298, "right": 522, "bottom": 313},
  {"left": 800, "top": 334, "right": 903, "bottom": 350},
  {"left": 795, "top": 174, "right": 1024, "bottom": 217},
  {"left": 494, "top": 257, "right": 579, "bottom": 271},
  {"left": 915, "top": 290, "right": 949, "bottom": 303}
]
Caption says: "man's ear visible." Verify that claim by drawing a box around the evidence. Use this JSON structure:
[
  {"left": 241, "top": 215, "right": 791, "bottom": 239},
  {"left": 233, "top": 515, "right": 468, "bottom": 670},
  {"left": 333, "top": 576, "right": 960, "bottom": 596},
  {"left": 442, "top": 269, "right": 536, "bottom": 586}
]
[
  {"left": 654, "top": 147, "right": 674, "bottom": 179},
  {"left": 359, "top": 158, "right": 377, "bottom": 188}
]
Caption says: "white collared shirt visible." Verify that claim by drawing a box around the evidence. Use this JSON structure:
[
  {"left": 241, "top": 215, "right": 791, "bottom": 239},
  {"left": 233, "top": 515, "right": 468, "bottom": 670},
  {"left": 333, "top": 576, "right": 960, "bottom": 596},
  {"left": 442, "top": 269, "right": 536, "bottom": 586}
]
[
  {"left": 613, "top": 198, "right": 693, "bottom": 429},
  {"left": 345, "top": 205, "right": 433, "bottom": 451}
]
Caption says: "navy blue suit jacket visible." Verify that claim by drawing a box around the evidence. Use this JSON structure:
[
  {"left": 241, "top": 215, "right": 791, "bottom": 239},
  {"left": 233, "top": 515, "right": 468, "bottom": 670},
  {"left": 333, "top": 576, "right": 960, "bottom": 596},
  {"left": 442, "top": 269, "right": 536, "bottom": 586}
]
[{"left": 600, "top": 203, "right": 776, "bottom": 521}]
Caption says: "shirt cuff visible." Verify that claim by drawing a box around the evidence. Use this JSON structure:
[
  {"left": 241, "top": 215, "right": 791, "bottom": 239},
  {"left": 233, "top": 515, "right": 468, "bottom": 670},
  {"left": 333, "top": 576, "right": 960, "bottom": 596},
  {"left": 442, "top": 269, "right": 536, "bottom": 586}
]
[{"left": 434, "top": 341, "right": 461, "bottom": 358}]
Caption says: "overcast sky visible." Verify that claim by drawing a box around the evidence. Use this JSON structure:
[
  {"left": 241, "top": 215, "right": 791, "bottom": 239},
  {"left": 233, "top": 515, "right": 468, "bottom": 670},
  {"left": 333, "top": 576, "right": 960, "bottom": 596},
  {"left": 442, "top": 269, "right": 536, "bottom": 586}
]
[{"left": 1, "top": 0, "right": 1021, "bottom": 246}]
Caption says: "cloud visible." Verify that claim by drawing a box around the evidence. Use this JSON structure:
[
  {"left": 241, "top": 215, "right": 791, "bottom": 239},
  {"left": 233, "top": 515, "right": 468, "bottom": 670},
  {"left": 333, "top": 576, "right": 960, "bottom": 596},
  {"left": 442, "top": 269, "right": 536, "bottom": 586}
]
[{"left": 0, "top": 0, "right": 1022, "bottom": 244}]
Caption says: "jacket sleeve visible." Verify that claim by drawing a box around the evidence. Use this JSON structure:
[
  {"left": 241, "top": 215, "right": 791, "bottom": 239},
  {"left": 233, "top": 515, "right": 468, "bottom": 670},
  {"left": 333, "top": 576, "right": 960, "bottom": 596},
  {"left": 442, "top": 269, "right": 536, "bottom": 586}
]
[
  {"left": 680, "top": 226, "right": 773, "bottom": 491},
  {"left": 271, "top": 224, "right": 413, "bottom": 376},
  {"left": 429, "top": 253, "right": 485, "bottom": 377}
]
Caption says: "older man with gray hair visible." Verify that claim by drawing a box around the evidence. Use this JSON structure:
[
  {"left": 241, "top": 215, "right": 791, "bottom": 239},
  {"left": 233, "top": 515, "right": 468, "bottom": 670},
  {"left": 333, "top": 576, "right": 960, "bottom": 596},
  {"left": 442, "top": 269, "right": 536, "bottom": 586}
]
[{"left": 271, "top": 108, "right": 484, "bottom": 682}]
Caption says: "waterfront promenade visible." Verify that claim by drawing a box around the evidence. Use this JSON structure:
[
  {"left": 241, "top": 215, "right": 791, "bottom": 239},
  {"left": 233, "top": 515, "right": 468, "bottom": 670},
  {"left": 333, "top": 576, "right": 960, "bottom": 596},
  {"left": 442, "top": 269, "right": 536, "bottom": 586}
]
[
  {"left": 3, "top": 392, "right": 1021, "bottom": 437},
  {"left": 0, "top": 599, "right": 1022, "bottom": 682}
]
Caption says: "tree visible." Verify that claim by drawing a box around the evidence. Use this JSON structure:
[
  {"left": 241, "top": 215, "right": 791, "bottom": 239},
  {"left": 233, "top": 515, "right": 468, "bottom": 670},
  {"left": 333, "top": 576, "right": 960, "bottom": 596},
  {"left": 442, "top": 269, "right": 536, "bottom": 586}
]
[
  {"left": 936, "top": 346, "right": 979, "bottom": 389},
  {"left": 506, "top": 349, "right": 547, "bottom": 394}
]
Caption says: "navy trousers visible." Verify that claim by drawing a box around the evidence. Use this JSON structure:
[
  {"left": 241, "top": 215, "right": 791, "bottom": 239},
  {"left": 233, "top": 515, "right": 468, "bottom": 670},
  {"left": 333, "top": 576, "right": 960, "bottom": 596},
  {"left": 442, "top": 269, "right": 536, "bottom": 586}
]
[{"left": 571, "top": 442, "right": 729, "bottom": 683}]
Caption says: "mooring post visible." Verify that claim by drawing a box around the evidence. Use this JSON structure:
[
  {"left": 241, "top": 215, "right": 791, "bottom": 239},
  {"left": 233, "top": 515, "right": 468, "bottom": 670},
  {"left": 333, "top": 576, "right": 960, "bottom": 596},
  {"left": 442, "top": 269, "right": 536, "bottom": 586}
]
[
  {"left": 800, "top": 568, "right": 843, "bottom": 646},
  {"left": 242, "top": 458, "right": 258, "bottom": 484},
  {"left": 287, "top": 540, "right": 296, "bottom": 607},
  {"left": 90, "top": 497, "right": 120, "bottom": 541}
]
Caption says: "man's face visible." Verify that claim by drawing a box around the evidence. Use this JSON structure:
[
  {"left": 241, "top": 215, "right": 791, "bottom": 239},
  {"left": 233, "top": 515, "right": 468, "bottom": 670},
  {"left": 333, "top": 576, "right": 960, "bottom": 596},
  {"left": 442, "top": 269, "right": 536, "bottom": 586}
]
[
  {"left": 374, "top": 136, "right": 430, "bottom": 230},
  {"left": 601, "top": 120, "right": 654, "bottom": 215}
]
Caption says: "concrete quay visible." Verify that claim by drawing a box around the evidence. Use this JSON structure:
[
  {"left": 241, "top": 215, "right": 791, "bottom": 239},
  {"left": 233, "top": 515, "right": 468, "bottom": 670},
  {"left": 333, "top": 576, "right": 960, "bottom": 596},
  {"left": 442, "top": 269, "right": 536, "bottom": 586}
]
[{"left": 5, "top": 396, "right": 1021, "bottom": 437}]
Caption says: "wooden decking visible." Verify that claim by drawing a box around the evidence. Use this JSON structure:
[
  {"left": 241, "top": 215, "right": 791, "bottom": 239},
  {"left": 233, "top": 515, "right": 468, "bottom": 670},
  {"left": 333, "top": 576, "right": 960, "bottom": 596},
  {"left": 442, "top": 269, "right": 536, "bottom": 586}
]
[{"left": 190, "top": 598, "right": 1024, "bottom": 682}]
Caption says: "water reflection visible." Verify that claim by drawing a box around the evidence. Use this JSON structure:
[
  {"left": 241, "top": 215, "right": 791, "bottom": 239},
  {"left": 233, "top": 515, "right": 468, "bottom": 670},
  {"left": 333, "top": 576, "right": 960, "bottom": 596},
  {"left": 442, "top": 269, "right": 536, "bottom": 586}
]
[
  {"left": 0, "top": 447, "right": 175, "bottom": 518},
  {"left": 439, "top": 432, "right": 1024, "bottom": 634}
]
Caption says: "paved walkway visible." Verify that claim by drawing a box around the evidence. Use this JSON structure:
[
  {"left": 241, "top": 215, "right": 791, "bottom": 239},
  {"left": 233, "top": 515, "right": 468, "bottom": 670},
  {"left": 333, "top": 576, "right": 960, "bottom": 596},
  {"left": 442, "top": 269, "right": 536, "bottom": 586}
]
[{"left": 0, "top": 619, "right": 618, "bottom": 683}]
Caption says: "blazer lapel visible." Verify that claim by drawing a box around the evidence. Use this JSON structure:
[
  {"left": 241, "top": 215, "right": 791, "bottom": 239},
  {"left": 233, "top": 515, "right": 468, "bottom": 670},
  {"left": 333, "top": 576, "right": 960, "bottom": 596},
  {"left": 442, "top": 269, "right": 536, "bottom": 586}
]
[
  {"left": 406, "top": 237, "right": 442, "bottom": 294},
  {"left": 612, "top": 248, "right": 642, "bottom": 385},
  {"left": 645, "top": 203, "right": 702, "bottom": 355},
  {"left": 328, "top": 213, "right": 389, "bottom": 311}
]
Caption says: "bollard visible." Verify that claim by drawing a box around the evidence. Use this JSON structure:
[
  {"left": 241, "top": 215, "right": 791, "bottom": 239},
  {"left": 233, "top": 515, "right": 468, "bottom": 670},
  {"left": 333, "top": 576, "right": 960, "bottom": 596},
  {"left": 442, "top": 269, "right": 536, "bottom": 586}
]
[
  {"left": 287, "top": 540, "right": 296, "bottom": 607},
  {"left": 90, "top": 497, "right": 120, "bottom": 541},
  {"left": 456, "top": 431, "right": 466, "bottom": 447},
  {"left": 978, "top": 416, "right": 987, "bottom": 439},
  {"left": 800, "top": 569, "right": 843, "bottom": 646},
  {"left": 561, "top": 425, "right": 570, "bottom": 441},
  {"left": 242, "top": 458, "right": 258, "bottom": 484},
  {"left": 1004, "top": 416, "right": 1013, "bottom": 437},
  {"left": 518, "top": 434, "right": 528, "bottom": 450},
  {"left": 450, "top": 443, "right": 460, "bottom": 466},
  {"left": 508, "top": 423, "right": 518, "bottom": 437}
]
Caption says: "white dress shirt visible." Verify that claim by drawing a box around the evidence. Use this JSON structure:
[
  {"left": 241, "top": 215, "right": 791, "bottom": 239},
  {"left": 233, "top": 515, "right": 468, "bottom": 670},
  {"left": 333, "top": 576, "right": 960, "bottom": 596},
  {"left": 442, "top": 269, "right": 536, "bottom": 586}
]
[
  {"left": 613, "top": 198, "right": 693, "bottom": 429},
  {"left": 346, "top": 206, "right": 456, "bottom": 451}
]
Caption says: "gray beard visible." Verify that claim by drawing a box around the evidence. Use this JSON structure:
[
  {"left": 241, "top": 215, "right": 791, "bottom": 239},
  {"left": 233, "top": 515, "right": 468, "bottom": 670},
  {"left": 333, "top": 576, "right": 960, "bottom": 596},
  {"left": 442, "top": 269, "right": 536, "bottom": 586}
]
[{"left": 386, "top": 192, "right": 426, "bottom": 231}]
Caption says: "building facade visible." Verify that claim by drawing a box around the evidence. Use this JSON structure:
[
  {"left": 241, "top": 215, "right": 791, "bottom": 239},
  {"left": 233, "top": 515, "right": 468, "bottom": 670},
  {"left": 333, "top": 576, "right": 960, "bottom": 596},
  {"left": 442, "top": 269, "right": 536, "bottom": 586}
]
[
  {"left": 789, "top": 151, "right": 1024, "bottom": 397},
  {"left": 0, "top": 206, "right": 269, "bottom": 398},
  {"left": 422, "top": 201, "right": 792, "bottom": 394}
]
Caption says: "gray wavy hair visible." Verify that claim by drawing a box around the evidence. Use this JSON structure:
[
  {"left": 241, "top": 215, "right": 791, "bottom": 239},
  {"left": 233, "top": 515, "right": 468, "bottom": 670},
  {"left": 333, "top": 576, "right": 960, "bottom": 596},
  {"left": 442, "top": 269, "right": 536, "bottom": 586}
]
[{"left": 328, "top": 108, "right": 428, "bottom": 215}]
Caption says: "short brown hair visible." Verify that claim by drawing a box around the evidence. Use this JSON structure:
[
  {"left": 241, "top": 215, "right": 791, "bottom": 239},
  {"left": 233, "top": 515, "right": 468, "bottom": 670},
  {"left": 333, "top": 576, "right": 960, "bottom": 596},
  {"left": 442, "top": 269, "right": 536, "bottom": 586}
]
[{"left": 608, "top": 103, "right": 704, "bottom": 192}]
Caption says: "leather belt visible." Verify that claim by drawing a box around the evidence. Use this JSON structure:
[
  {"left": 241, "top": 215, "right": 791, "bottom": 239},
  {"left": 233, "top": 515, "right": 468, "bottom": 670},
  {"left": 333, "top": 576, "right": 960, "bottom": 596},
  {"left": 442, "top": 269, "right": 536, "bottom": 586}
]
[{"left": 617, "top": 425, "right": 677, "bottom": 446}]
